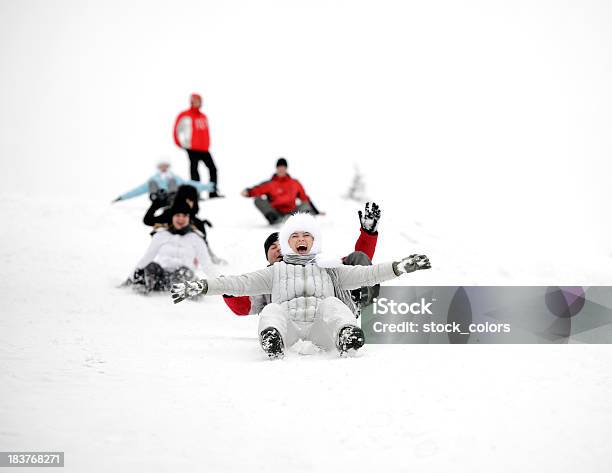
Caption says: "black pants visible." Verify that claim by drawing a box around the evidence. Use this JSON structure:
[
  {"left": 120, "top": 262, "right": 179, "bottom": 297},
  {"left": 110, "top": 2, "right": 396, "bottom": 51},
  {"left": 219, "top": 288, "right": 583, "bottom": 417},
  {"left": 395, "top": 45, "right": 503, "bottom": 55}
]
[
  {"left": 142, "top": 263, "right": 194, "bottom": 292},
  {"left": 254, "top": 197, "right": 316, "bottom": 224},
  {"left": 187, "top": 149, "right": 218, "bottom": 195}
]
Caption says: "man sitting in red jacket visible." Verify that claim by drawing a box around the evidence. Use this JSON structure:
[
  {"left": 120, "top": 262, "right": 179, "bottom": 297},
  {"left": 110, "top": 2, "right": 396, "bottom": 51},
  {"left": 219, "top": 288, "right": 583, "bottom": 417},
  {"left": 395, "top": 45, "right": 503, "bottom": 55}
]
[
  {"left": 223, "top": 202, "right": 382, "bottom": 317},
  {"left": 241, "top": 158, "right": 319, "bottom": 224},
  {"left": 173, "top": 93, "right": 221, "bottom": 198}
]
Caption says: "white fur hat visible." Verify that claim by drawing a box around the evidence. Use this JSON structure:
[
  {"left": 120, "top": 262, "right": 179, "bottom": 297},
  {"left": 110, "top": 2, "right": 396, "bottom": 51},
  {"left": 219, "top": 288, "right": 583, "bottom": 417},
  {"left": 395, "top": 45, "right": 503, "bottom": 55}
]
[{"left": 279, "top": 212, "right": 321, "bottom": 256}]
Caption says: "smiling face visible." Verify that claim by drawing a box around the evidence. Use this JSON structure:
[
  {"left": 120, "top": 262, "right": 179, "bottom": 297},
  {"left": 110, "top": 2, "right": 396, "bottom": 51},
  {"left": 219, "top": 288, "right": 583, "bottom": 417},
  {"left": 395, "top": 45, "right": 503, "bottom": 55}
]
[
  {"left": 172, "top": 213, "right": 190, "bottom": 230},
  {"left": 288, "top": 231, "right": 314, "bottom": 255}
]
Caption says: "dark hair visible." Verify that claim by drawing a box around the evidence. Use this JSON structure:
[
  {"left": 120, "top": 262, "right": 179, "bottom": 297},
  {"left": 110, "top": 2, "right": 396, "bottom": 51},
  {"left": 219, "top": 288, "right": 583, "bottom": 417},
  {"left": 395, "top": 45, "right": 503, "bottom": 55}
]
[
  {"left": 276, "top": 157, "right": 288, "bottom": 168},
  {"left": 264, "top": 232, "right": 280, "bottom": 257},
  {"left": 170, "top": 201, "right": 192, "bottom": 216},
  {"left": 173, "top": 185, "right": 199, "bottom": 215}
]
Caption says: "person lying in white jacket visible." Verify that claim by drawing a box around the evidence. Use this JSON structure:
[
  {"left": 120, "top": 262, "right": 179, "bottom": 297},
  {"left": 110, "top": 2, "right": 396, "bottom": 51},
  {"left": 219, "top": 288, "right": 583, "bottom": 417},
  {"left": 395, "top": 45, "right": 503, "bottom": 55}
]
[
  {"left": 171, "top": 212, "right": 431, "bottom": 357},
  {"left": 128, "top": 202, "right": 217, "bottom": 294}
]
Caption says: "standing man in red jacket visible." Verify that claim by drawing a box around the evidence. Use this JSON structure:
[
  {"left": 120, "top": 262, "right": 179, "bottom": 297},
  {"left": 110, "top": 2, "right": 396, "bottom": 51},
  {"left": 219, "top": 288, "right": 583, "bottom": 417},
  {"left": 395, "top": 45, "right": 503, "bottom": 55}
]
[
  {"left": 241, "top": 158, "right": 320, "bottom": 224},
  {"left": 173, "top": 93, "right": 221, "bottom": 198}
]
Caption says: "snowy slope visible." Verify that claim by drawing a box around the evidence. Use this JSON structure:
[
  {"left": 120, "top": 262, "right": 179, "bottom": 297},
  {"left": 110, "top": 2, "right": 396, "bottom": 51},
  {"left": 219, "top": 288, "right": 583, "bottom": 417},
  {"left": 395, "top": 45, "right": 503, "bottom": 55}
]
[
  {"left": 2, "top": 0, "right": 612, "bottom": 471},
  {"left": 1, "top": 194, "right": 612, "bottom": 472}
]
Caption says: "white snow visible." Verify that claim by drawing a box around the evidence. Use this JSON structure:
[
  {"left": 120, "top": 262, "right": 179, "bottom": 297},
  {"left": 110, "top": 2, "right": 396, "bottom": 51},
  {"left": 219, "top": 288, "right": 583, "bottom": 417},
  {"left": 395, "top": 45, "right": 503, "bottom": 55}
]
[{"left": 1, "top": 0, "right": 612, "bottom": 472}]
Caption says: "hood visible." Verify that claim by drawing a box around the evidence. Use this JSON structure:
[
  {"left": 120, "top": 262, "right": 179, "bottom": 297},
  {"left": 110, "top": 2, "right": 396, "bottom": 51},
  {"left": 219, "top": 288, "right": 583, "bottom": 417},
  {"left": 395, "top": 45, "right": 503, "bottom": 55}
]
[{"left": 279, "top": 212, "right": 321, "bottom": 256}]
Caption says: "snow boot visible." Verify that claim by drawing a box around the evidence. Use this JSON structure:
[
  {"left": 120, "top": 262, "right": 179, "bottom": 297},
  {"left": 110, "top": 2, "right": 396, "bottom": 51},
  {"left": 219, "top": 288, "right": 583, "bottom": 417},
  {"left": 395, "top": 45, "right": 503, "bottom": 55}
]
[
  {"left": 259, "top": 327, "right": 284, "bottom": 359},
  {"left": 170, "top": 266, "right": 195, "bottom": 287},
  {"left": 132, "top": 268, "right": 145, "bottom": 285},
  {"left": 143, "top": 262, "right": 167, "bottom": 293},
  {"left": 265, "top": 212, "right": 280, "bottom": 225},
  {"left": 337, "top": 326, "right": 365, "bottom": 354}
]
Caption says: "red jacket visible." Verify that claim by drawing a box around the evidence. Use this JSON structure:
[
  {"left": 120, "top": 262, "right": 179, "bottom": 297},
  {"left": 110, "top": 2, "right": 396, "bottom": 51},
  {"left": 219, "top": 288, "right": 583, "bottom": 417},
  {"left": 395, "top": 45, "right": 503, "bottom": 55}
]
[
  {"left": 223, "top": 227, "right": 378, "bottom": 316},
  {"left": 247, "top": 174, "right": 309, "bottom": 214},
  {"left": 173, "top": 107, "right": 210, "bottom": 152}
]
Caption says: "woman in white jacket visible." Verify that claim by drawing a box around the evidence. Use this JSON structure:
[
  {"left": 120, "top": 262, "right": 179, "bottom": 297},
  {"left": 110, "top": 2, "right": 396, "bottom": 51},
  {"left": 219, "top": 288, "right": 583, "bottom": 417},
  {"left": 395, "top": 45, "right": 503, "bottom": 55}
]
[
  {"left": 130, "top": 202, "right": 216, "bottom": 293},
  {"left": 172, "top": 213, "right": 431, "bottom": 357}
]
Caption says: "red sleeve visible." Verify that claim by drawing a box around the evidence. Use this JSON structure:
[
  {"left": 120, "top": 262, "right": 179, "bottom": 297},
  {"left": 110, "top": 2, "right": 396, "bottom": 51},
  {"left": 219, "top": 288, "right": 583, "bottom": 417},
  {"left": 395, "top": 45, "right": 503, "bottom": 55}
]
[
  {"left": 248, "top": 180, "right": 273, "bottom": 198},
  {"left": 354, "top": 228, "right": 378, "bottom": 260},
  {"left": 295, "top": 180, "right": 309, "bottom": 202},
  {"left": 223, "top": 295, "right": 252, "bottom": 316},
  {"left": 173, "top": 112, "right": 184, "bottom": 148}
]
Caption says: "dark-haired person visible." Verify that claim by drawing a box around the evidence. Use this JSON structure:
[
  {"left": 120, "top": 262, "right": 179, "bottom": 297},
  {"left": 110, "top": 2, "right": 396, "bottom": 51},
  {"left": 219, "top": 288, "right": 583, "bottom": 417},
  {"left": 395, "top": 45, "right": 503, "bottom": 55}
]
[
  {"left": 171, "top": 211, "right": 431, "bottom": 358},
  {"left": 223, "top": 202, "right": 382, "bottom": 317},
  {"left": 173, "top": 93, "right": 221, "bottom": 198},
  {"left": 143, "top": 185, "right": 208, "bottom": 236},
  {"left": 241, "top": 158, "right": 321, "bottom": 224},
  {"left": 126, "top": 202, "right": 218, "bottom": 294},
  {"left": 143, "top": 185, "right": 224, "bottom": 264}
]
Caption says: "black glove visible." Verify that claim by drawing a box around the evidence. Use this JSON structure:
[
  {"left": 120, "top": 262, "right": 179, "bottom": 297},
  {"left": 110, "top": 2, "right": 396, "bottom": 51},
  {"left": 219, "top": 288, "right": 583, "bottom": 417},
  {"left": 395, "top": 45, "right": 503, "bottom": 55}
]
[
  {"left": 150, "top": 189, "right": 168, "bottom": 203},
  {"left": 358, "top": 201, "right": 381, "bottom": 234},
  {"left": 393, "top": 254, "right": 431, "bottom": 275},
  {"left": 171, "top": 279, "right": 208, "bottom": 304}
]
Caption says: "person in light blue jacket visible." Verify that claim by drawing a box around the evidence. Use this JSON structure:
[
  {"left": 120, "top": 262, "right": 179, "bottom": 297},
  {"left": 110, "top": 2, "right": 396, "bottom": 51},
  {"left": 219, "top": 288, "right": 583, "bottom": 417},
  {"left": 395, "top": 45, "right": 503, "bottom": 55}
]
[{"left": 112, "top": 161, "right": 215, "bottom": 204}]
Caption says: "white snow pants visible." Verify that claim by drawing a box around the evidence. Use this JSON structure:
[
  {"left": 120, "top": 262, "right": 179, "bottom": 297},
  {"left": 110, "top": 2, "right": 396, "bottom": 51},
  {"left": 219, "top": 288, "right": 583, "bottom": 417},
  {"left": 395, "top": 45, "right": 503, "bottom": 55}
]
[{"left": 258, "top": 296, "right": 359, "bottom": 352}]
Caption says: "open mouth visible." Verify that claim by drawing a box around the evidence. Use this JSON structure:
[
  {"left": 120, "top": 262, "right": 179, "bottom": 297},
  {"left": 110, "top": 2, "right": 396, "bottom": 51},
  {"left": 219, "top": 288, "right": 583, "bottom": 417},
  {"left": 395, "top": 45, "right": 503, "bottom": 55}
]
[{"left": 296, "top": 244, "right": 308, "bottom": 254}]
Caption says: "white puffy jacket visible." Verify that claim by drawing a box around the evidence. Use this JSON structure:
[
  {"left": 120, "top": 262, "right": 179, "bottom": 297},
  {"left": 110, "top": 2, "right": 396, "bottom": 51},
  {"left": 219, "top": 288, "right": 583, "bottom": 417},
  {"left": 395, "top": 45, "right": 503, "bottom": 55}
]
[
  {"left": 136, "top": 229, "right": 215, "bottom": 275},
  {"left": 207, "top": 261, "right": 397, "bottom": 323}
]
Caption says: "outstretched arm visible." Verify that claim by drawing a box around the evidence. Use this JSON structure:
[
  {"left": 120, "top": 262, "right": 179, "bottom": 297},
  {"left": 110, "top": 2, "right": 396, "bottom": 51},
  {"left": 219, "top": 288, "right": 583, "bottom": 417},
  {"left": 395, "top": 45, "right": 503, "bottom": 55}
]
[
  {"left": 245, "top": 180, "right": 272, "bottom": 198},
  {"left": 295, "top": 180, "right": 310, "bottom": 202},
  {"left": 143, "top": 200, "right": 167, "bottom": 226},
  {"left": 116, "top": 182, "right": 148, "bottom": 201},
  {"left": 336, "top": 254, "right": 431, "bottom": 290},
  {"left": 176, "top": 175, "right": 215, "bottom": 192},
  {"left": 185, "top": 179, "right": 215, "bottom": 192},
  {"left": 172, "top": 266, "right": 274, "bottom": 304},
  {"left": 336, "top": 262, "right": 398, "bottom": 290}
]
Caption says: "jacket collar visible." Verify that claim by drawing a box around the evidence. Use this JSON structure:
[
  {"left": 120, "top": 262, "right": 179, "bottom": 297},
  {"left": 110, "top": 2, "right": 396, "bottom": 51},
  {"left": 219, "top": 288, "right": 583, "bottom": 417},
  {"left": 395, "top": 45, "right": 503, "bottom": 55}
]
[
  {"left": 169, "top": 225, "right": 193, "bottom": 236},
  {"left": 272, "top": 173, "right": 291, "bottom": 181}
]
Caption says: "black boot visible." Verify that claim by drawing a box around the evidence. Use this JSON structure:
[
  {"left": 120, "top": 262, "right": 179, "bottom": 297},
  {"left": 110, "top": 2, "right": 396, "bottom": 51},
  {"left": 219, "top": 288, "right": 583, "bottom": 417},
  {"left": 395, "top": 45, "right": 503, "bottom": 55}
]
[
  {"left": 254, "top": 197, "right": 281, "bottom": 224},
  {"left": 125, "top": 268, "right": 145, "bottom": 287},
  {"left": 265, "top": 212, "right": 280, "bottom": 224},
  {"left": 143, "top": 262, "right": 167, "bottom": 293},
  {"left": 171, "top": 266, "right": 194, "bottom": 286},
  {"left": 260, "top": 327, "right": 284, "bottom": 359},
  {"left": 337, "top": 326, "right": 365, "bottom": 354}
]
